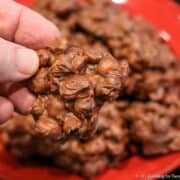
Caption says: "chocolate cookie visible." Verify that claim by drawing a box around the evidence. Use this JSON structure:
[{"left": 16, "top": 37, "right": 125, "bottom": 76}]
[
  {"left": 2, "top": 0, "right": 180, "bottom": 178},
  {"left": 122, "top": 94, "right": 180, "bottom": 155},
  {"left": 11, "top": 40, "right": 128, "bottom": 141},
  {"left": 2, "top": 102, "right": 129, "bottom": 178}
]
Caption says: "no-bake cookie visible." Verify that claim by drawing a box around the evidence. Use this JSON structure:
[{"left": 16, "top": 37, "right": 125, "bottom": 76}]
[
  {"left": 118, "top": 94, "right": 180, "bottom": 155},
  {"left": 1, "top": 0, "right": 180, "bottom": 178},
  {"left": 18, "top": 40, "right": 128, "bottom": 141},
  {"left": 2, "top": 102, "right": 129, "bottom": 178}
]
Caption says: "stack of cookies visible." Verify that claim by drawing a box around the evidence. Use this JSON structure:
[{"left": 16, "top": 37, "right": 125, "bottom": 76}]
[{"left": 2, "top": 0, "right": 180, "bottom": 178}]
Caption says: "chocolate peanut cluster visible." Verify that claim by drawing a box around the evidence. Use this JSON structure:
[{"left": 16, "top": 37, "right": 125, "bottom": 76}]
[
  {"left": 76, "top": 0, "right": 180, "bottom": 101},
  {"left": 35, "top": 0, "right": 180, "bottom": 101},
  {"left": 27, "top": 41, "right": 128, "bottom": 140},
  {"left": 2, "top": 102, "right": 129, "bottom": 178},
  {"left": 125, "top": 69, "right": 180, "bottom": 100},
  {"left": 34, "top": 0, "right": 80, "bottom": 37},
  {"left": 53, "top": 102, "right": 129, "bottom": 177},
  {"left": 116, "top": 94, "right": 180, "bottom": 155},
  {"left": 77, "top": 0, "right": 176, "bottom": 71}
]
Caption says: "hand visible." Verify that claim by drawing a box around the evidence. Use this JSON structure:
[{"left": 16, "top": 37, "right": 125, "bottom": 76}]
[{"left": 0, "top": 0, "right": 60, "bottom": 123}]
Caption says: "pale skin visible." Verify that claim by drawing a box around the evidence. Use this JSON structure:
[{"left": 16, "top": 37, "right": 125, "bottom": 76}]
[{"left": 0, "top": 0, "right": 60, "bottom": 123}]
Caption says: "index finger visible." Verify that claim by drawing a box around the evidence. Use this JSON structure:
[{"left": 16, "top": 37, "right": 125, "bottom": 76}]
[{"left": 0, "top": 0, "right": 60, "bottom": 49}]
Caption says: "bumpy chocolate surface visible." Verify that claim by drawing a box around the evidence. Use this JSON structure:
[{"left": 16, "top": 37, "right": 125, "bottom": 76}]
[
  {"left": 1, "top": 0, "right": 180, "bottom": 178},
  {"left": 35, "top": 0, "right": 177, "bottom": 71},
  {"left": 2, "top": 102, "right": 129, "bottom": 178},
  {"left": 34, "top": 0, "right": 80, "bottom": 37},
  {"left": 124, "top": 69, "right": 180, "bottom": 100},
  {"left": 77, "top": 0, "right": 176, "bottom": 71},
  {"left": 118, "top": 94, "right": 180, "bottom": 155},
  {"left": 76, "top": 0, "right": 180, "bottom": 100},
  {"left": 35, "top": 0, "right": 180, "bottom": 101},
  {"left": 53, "top": 102, "right": 129, "bottom": 177},
  {"left": 27, "top": 41, "right": 128, "bottom": 140}
]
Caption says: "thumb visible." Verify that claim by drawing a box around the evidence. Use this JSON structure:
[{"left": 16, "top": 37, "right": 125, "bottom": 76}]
[{"left": 0, "top": 38, "right": 39, "bottom": 83}]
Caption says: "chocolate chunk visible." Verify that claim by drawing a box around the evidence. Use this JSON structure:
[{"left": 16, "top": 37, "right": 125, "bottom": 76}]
[
  {"left": 15, "top": 41, "right": 129, "bottom": 141},
  {"left": 2, "top": 102, "right": 129, "bottom": 177},
  {"left": 121, "top": 96, "right": 180, "bottom": 155}
]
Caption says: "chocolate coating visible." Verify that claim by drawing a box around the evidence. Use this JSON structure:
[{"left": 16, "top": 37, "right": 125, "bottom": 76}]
[
  {"left": 18, "top": 41, "right": 128, "bottom": 141},
  {"left": 35, "top": 0, "right": 180, "bottom": 101},
  {"left": 77, "top": 0, "right": 176, "bottom": 71},
  {"left": 120, "top": 94, "right": 180, "bottom": 155},
  {"left": 2, "top": 102, "right": 129, "bottom": 177},
  {"left": 1, "top": 0, "right": 180, "bottom": 178}
]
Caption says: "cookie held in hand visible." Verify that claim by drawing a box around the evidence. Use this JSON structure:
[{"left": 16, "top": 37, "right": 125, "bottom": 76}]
[{"left": 15, "top": 39, "right": 129, "bottom": 141}]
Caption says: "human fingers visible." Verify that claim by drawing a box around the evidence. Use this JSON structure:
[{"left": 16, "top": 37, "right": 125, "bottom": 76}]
[
  {"left": 0, "top": 96, "right": 14, "bottom": 124},
  {"left": 0, "top": 38, "right": 39, "bottom": 83},
  {"left": 0, "top": 83, "right": 35, "bottom": 114},
  {"left": 0, "top": 0, "right": 60, "bottom": 49}
]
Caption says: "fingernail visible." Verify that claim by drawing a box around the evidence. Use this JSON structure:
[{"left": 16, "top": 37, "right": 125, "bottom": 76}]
[{"left": 15, "top": 48, "right": 39, "bottom": 75}]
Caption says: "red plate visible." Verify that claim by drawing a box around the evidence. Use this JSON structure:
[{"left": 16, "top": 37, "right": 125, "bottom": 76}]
[{"left": 0, "top": 0, "right": 180, "bottom": 180}]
